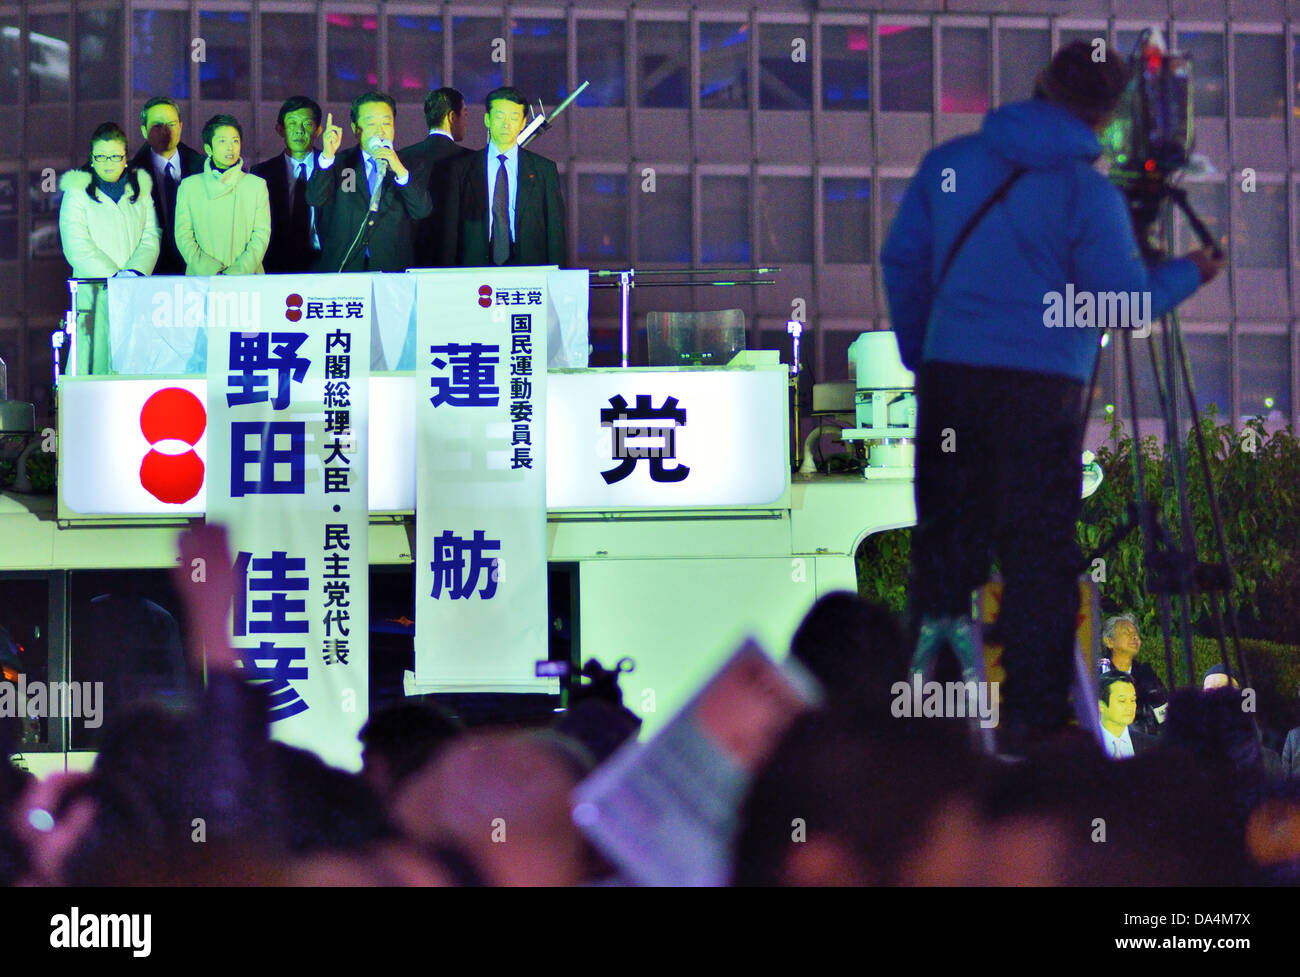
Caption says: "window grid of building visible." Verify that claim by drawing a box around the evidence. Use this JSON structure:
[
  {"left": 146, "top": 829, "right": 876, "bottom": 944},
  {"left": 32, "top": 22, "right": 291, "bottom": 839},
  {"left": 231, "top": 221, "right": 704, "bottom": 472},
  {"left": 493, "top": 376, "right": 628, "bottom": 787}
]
[{"left": 0, "top": 1, "right": 1296, "bottom": 438}]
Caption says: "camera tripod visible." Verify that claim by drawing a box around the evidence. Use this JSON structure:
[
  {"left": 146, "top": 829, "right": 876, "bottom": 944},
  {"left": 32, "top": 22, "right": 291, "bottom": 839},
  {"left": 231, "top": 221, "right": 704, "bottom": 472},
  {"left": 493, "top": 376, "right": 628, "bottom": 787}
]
[{"left": 1081, "top": 179, "right": 1254, "bottom": 709}]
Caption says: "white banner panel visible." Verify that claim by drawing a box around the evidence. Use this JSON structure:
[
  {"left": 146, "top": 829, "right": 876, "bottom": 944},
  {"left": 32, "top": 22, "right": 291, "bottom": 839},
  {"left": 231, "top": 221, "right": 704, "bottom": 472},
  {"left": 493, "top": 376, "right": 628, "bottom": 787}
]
[
  {"left": 99, "top": 271, "right": 589, "bottom": 375},
  {"left": 60, "top": 378, "right": 210, "bottom": 514},
  {"left": 60, "top": 377, "right": 409, "bottom": 516},
  {"left": 412, "top": 269, "right": 551, "bottom": 693},
  {"left": 107, "top": 276, "right": 209, "bottom": 375},
  {"left": 204, "top": 277, "right": 369, "bottom": 771},
  {"left": 59, "top": 370, "right": 790, "bottom": 516},
  {"left": 546, "top": 368, "right": 789, "bottom": 508}
]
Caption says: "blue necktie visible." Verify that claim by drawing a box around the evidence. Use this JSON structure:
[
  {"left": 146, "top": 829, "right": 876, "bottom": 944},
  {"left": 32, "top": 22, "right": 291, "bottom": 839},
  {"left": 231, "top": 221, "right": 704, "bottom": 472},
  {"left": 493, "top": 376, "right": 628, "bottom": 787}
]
[{"left": 364, "top": 157, "right": 377, "bottom": 261}]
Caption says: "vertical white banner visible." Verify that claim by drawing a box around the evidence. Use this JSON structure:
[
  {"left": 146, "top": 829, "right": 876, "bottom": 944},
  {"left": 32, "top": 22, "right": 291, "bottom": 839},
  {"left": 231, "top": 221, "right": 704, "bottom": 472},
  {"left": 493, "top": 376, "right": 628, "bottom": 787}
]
[
  {"left": 413, "top": 270, "right": 551, "bottom": 692},
  {"left": 206, "top": 275, "right": 370, "bottom": 771}
]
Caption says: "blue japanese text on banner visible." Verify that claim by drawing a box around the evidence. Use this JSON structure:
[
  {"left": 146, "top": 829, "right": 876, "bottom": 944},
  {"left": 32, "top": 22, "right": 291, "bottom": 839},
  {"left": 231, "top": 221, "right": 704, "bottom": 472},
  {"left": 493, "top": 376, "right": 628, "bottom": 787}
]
[
  {"left": 205, "top": 277, "right": 370, "bottom": 771},
  {"left": 413, "top": 270, "right": 552, "bottom": 692}
]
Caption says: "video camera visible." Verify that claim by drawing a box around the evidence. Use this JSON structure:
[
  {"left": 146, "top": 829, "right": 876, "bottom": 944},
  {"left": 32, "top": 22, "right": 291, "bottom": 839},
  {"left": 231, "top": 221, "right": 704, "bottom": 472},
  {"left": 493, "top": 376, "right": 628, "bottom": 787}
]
[
  {"left": 1102, "top": 28, "right": 1219, "bottom": 259},
  {"left": 536, "top": 656, "right": 635, "bottom": 708}
]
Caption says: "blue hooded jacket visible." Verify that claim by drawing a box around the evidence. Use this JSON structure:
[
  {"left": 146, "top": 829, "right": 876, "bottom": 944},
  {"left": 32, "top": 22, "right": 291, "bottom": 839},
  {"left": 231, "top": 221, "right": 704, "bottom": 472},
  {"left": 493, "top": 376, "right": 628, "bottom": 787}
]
[{"left": 881, "top": 98, "right": 1202, "bottom": 385}]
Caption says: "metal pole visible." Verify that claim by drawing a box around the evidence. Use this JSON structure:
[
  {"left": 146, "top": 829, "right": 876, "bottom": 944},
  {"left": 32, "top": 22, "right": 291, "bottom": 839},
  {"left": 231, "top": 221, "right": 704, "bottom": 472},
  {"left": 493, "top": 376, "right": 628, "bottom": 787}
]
[
  {"left": 66, "top": 278, "right": 80, "bottom": 379},
  {"left": 619, "top": 269, "right": 632, "bottom": 368}
]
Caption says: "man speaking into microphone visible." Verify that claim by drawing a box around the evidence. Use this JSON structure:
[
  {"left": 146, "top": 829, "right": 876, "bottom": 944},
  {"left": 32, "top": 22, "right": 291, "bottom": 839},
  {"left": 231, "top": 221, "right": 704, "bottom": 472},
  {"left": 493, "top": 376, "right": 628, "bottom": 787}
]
[{"left": 308, "top": 91, "right": 432, "bottom": 272}]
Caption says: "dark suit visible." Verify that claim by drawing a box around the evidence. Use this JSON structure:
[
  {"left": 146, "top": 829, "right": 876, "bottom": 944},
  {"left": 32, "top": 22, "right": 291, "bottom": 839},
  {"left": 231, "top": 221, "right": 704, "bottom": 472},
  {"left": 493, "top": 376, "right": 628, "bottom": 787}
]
[
  {"left": 439, "top": 146, "right": 566, "bottom": 268},
  {"left": 1283, "top": 727, "right": 1300, "bottom": 779},
  {"left": 250, "top": 152, "right": 322, "bottom": 273},
  {"left": 399, "top": 133, "right": 473, "bottom": 268},
  {"left": 1131, "top": 728, "right": 1158, "bottom": 756},
  {"left": 129, "top": 141, "right": 206, "bottom": 276},
  {"left": 306, "top": 145, "right": 432, "bottom": 273}
]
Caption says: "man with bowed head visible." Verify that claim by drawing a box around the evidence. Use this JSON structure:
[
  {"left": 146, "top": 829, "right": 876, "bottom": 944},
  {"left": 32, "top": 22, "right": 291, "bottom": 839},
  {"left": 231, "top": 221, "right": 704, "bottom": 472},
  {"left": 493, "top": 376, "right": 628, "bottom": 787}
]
[
  {"left": 439, "top": 86, "right": 567, "bottom": 268},
  {"left": 308, "top": 91, "right": 432, "bottom": 273},
  {"left": 129, "top": 97, "right": 206, "bottom": 276}
]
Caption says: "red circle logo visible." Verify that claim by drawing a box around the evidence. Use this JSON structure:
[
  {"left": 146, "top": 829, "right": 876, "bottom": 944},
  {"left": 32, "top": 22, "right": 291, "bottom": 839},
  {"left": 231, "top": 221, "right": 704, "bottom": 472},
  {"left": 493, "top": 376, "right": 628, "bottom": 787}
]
[
  {"left": 140, "top": 387, "right": 206, "bottom": 444},
  {"left": 286, "top": 293, "right": 304, "bottom": 322},
  {"left": 478, "top": 285, "right": 492, "bottom": 308},
  {"left": 139, "top": 387, "right": 207, "bottom": 504},
  {"left": 140, "top": 448, "right": 205, "bottom": 504}
]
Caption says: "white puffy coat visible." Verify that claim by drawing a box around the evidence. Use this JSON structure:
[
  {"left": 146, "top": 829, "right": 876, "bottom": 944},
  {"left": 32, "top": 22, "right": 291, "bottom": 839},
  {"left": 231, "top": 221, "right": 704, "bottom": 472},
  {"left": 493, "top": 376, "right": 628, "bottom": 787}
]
[{"left": 57, "top": 167, "right": 161, "bottom": 277}]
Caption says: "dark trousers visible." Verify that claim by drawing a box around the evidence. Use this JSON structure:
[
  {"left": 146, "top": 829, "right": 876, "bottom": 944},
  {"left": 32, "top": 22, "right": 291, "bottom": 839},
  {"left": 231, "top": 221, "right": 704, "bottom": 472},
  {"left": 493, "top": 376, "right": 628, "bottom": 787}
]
[{"left": 907, "top": 361, "right": 1087, "bottom": 729}]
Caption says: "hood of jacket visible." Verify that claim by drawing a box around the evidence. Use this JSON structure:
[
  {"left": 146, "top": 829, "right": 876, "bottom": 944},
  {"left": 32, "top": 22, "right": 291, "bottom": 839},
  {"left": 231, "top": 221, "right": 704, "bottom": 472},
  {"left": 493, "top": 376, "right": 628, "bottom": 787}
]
[
  {"left": 59, "top": 166, "right": 153, "bottom": 199},
  {"left": 58, "top": 169, "right": 92, "bottom": 194},
  {"left": 199, "top": 157, "right": 247, "bottom": 199},
  {"left": 979, "top": 97, "right": 1102, "bottom": 170}
]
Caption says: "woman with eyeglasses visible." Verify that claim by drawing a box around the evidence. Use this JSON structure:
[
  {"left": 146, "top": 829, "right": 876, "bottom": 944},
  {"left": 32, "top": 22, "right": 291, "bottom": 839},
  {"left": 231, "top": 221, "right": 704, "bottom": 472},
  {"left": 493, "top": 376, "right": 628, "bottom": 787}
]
[
  {"left": 58, "top": 122, "right": 161, "bottom": 374},
  {"left": 58, "top": 121, "right": 160, "bottom": 278}
]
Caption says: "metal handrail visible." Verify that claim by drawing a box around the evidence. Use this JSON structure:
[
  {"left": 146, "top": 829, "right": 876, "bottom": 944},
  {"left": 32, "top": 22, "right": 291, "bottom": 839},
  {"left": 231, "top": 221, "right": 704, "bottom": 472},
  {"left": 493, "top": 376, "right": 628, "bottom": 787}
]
[{"left": 587, "top": 266, "right": 780, "bottom": 367}]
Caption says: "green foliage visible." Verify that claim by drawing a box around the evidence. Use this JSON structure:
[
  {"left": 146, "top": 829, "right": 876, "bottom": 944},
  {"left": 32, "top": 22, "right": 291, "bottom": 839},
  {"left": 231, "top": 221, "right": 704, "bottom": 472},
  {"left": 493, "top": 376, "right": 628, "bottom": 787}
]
[
  {"left": 856, "top": 526, "right": 910, "bottom": 619},
  {"left": 0, "top": 434, "right": 56, "bottom": 494},
  {"left": 23, "top": 447, "right": 56, "bottom": 493},
  {"left": 855, "top": 410, "right": 1300, "bottom": 650},
  {"left": 1080, "top": 409, "right": 1300, "bottom": 644}
]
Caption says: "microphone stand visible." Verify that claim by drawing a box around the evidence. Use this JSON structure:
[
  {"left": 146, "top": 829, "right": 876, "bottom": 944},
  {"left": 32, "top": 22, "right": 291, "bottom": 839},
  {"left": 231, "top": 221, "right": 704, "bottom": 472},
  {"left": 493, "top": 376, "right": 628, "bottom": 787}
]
[{"left": 338, "top": 141, "right": 391, "bottom": 273}]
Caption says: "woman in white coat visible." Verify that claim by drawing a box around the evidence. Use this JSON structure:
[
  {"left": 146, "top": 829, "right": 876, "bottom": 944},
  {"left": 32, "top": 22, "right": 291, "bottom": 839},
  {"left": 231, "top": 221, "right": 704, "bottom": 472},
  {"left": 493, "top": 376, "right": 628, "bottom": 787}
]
[
  {"left": 58, "top": 122, "right": 161, "bottom": 373},
  {"left": 59, "top": 121, "right": 160, "bottom": 277}
]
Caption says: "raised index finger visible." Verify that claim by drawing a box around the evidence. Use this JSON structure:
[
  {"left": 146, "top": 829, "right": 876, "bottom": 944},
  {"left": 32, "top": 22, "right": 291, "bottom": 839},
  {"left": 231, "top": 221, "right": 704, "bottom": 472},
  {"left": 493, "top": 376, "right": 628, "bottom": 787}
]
[{"left": 326, "top": 112, "right": 333, "bottom": 129}]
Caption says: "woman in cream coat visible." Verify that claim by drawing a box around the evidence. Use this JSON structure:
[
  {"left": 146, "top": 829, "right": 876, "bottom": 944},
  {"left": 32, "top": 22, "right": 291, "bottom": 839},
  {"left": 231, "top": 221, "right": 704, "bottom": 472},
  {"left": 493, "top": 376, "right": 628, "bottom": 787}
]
[{"left": 174, "top": 113, "right": 271, "bottom": 275}]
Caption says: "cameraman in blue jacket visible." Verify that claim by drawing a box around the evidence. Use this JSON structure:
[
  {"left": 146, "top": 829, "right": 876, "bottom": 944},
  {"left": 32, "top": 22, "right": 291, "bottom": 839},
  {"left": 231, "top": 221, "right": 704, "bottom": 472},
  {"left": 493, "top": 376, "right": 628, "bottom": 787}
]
[{"left": 881, "top": 41, "right": 1222, "bottom": 749}]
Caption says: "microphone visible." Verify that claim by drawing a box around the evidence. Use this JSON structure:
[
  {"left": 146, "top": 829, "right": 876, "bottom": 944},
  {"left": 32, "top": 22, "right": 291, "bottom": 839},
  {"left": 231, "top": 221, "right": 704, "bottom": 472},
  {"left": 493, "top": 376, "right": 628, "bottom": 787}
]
[{"left": 365, "top": 137, "right": 392, "bottom": 212}]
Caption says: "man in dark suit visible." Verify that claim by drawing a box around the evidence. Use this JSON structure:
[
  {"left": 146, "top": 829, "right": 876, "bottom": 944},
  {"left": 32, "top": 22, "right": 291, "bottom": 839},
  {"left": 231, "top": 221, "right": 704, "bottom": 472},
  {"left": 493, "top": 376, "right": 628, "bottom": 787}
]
[
  {"left": 251, "top": 96, "right": 323, "bottom": 273},
  {"left": 1098, "top": 674, "right": 1157, "bottom": 758},
  {"left": 129, "top": 96, "right": 206, "bottom": 275},
  {"left": 400, "top": 87, "right": 473, "bottom": 268},
  {"left": 1282, "top": 724, "right": 1300, "bottom": 779},
  {"left": 307, "top": 91, "right": 431, "bottom": 273},
  {"left": 439, "top": 86, "right": 566, "bottom": 268}
]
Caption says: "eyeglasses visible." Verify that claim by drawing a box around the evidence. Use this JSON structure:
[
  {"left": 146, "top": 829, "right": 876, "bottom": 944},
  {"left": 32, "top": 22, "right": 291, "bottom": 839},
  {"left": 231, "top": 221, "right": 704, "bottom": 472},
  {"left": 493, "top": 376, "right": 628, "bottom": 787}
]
[{"left": 92, "top": 154, "right": 126, "bottom": 164}]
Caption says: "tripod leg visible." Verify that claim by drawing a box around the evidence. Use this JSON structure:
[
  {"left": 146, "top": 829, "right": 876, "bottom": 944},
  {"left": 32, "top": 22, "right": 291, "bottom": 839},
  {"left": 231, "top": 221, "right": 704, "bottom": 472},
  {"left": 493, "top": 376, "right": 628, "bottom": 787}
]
[
  {"left": 1169, "top": 309, "right": 1253, "bottom": 692},
  {"left": 1159, "top": 315, "right": 1200, "bottom": 684}
]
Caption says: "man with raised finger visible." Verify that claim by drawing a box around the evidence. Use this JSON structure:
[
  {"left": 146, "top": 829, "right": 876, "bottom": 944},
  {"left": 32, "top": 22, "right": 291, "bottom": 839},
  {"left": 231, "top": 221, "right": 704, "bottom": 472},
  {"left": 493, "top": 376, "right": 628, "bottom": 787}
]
[{"left": 307, "top": 91, "right": 432, "bottom": 273}]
